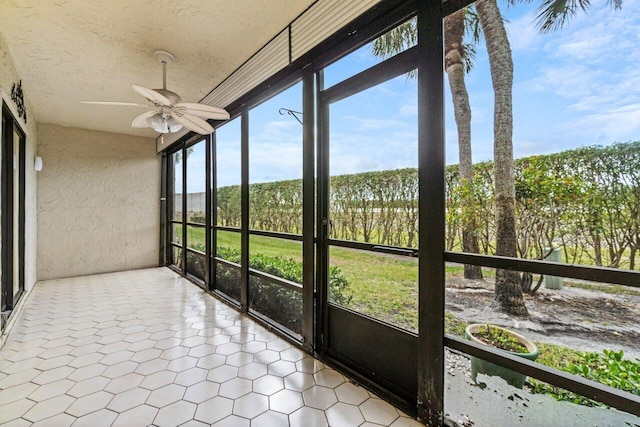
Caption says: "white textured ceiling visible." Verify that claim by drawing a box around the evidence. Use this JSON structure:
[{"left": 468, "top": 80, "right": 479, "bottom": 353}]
[{"left": 0, "top": 0, "right": 315, "bottom": 137}]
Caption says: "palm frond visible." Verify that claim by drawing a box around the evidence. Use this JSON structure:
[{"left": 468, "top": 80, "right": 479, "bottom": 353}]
[
  {"left": 525, "top": 0, "right": 621, "bottom": 32},
  {"left": 462, "top": 43, "right": 477, "bottom": 73},
  {"left": 534, "top": 0, "right": 590, "bottom": 32},
  {"left": 610, "top": 0, "right": 623, "bottom": 9},
  {"left": 371, "top": 19, "right": 417, "bottom": 59},
  {"left": 465, "top": 7, "right": 483, "bottom": 44}
]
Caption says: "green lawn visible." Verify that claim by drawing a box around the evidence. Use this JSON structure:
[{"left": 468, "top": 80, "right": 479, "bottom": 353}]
[{"left": 182, "top": 229, "right": 637, "bottom": 332}]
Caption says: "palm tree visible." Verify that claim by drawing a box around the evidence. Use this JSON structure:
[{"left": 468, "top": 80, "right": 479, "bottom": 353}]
[
  {"left": 372, "top": 11, "right": 483, "bottom": 279},
  {"left": 444, "top": 10, "right": 484, "bottom": 280},
  {"left": 476, "top": 0, "right": 529, "bottom": 316},
  {"left": 474, "top": 0, "right": 623, "bottom": 316}
]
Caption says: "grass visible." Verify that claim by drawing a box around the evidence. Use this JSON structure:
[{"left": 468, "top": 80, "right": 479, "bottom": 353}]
[
  {"left": 330, "top": 247, "right": 419, "bottom": 330},
  {"left": 445, "top": 312, "right": 467, "bottom": 336},
  {"left": 535, "top": 342, "right": 583, "bottom": 368}
]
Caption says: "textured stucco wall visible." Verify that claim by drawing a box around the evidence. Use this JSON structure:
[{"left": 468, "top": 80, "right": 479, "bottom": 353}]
[
  {"left": 0, "top": 34, "right": 38, "bottom": 293},
  {"left": 37, "top": 124, "right": 160, "bottom": 280}
]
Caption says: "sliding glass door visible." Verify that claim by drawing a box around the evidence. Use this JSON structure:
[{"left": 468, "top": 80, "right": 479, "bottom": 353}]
[{"left": 1, "top": 103, "right": 25, "bottom": 315}]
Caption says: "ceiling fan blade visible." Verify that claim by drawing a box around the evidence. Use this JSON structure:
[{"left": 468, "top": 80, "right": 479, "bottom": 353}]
[
  {"left": 174, "top": 103, "right": 230, "bottom": 120},
  {"left": 131, "top": 84, "right": 172, "bottom": 106},
  {"left": 131, "top": 111, "right": 157, "bottom": 128},
  {"left": 81, "top": 101, "right": 149, "bottom": 107},
  {"left": 170, "top": 111, "right": 214, "bottom": 135}
]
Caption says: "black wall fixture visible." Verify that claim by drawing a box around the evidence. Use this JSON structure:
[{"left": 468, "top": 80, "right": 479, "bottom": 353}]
[{"left": 11, "top": 80, "right": 27, "bottom": 124}]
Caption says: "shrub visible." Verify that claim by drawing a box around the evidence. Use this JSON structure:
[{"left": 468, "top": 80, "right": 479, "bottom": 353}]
[
  {"left": 214, "top": 247, "right": 352, "bottom": 304},
  {"left": 530, "top": 349, "right": 640, "bottom": 406},
  {"left": 212, "top": 246, "right": 353, "bottom": 334}
]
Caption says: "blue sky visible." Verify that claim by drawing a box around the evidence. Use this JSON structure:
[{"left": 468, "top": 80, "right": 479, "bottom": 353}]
[
  {"left": 185, "top": 0, "right": 640, "bottom": 191},
  {"left": 481, "top": 0, "right": 640, "bottom": 160}
]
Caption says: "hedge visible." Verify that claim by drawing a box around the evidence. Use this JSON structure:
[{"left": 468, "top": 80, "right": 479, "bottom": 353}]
[{"left": 213, "top": 141, "right": 640, "bottom": 269}]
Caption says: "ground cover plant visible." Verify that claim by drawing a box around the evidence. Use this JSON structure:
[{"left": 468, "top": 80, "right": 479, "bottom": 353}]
[{"left": 529, "top": 349, "right": 640, "bottom": 407}]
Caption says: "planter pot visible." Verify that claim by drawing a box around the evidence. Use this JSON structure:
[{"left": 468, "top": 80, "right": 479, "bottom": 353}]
[{"left": 465, "top": 324, "right": 539, "bottom": 389}]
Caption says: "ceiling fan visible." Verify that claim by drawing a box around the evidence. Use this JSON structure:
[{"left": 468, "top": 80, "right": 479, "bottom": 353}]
[{"left": 82, "top": 50, "right": 229, "bottom": 135}]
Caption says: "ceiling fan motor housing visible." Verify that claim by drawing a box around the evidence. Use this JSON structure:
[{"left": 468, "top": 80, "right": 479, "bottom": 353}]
[{"left": 153, "top": 89, "right": 181, "bottom": 106}]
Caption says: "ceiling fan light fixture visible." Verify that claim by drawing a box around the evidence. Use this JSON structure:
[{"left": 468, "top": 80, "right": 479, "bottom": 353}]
[
  {"left": 167, "top": 117, "right": 183, "bottom": 133},
  {"left": 146, "top": 113, "right": 169, "bottom": 133}
]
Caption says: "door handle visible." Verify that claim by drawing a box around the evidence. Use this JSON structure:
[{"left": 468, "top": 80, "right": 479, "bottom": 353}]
[{"left": 323, "top": 218, "right": 333, "bottom": 238}]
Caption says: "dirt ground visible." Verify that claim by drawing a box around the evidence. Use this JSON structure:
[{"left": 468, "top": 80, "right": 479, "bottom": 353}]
[{"left": 445, "top": 274, "right": 640, "bottom": 358}]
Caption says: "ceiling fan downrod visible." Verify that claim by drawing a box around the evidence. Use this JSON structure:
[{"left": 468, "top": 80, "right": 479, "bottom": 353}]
[{"left": 154, "top": 50, "right": 175, "bottom": 91}]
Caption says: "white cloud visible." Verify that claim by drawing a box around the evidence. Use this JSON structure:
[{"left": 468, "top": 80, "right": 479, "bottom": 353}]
[
  {"left": 552, "top": 35, "right": 615, "bottom": 64},
  {"left": 341, "top": 116, "right": 409, "bottom": 132},
  {"left": 398, "top": 102, "right": 417, "bottom": 117},
  {"left": 560, "top": 103, "right": 640, "bottom": 144},
  {"left": 264, "top": 119, "right": 299, "bottom": 132},
  {"left": 506, "top": 10, "right": 540, "bottom": 52}
]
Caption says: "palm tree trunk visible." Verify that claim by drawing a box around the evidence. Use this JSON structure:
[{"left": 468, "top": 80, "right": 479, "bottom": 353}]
[
  {"left": 476, "top": 0, "right": 528, "bottom": 316},
  {"left": 445, "top": 10, "right": 483, "bottom": 280}
]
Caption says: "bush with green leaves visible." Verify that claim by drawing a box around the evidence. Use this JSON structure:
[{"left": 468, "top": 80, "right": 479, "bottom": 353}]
[
  {"left": 530, "top": 349, "right": 640, "bottom": 406},
  {"left": 212, "top": 246, "right": 352, "bottom": 334},
  {"left": 215, "top": 246, "right": 352, "bottom": 305}
]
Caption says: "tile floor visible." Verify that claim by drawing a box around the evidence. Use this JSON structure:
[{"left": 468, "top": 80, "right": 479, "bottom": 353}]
[{"left": 0, "top": 268, "right": 423, "bottom": 426}]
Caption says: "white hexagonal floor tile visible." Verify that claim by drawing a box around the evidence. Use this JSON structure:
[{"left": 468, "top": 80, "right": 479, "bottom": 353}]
[
  {"left": 269, "top": 388, "right": 304, "bottom": 414},
  {"left": 284, "top": 371, "right": 315, "bottom": 392},
  {"left": 232, "top": 392, "right": 268, "bottom": 419},
  {"left": 111, "top": 404, "right": 158, "bottom": 427},
  {"left": 251, "top": 410, "right": 289, "bottom": 426},
  {"left": 0, "top": 269, "right": 421, "bottom": 427},
  {"left": 335, "top": 381, "right": 370, "bottom": 405},
  {"left": 326, "top": 402, "right": 365, "bottom": 427},
  {"left": 66, "top": 390, "right": 114, "bottom": 417},
  {"left": 207, "top": 365, "right": 238, "bottom": 383},
  {"left": 175, "top": 367, "right": 208, "bottom": 387},
  {"left": 252, "top": 374, "right": 284, "bottom": 396},
  {"left": 146, "top": 383, "right": 186, "bottom": 408},
  {"left": 194, "top": 396, "right": 233, "bottom": 424},
  {"left": 359, "top": 397, "right": 401, "bottom": 425},
  {"left": 302, "top": 385, "right": 338, "bottom": 410},
  {"left": 153, "top": 400, "right": 196, "bottom": 427},
  {"left": 107, "top": 387, "right": 151, "bottom": 413},
  {"left": 184, "top": 380, "right": 221, "bottom": 404},
  {"left": 138, "top": 370, "right": 177, "bottom": 390},
  {"left": 290, "top": 406, "right": 329, "bottom": 427},
  {"left": 268, "top": 360, "right": 296, "bottom": 377},
  {"left": 218, "top": 377, "right": 252, "bottom": 399}
]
